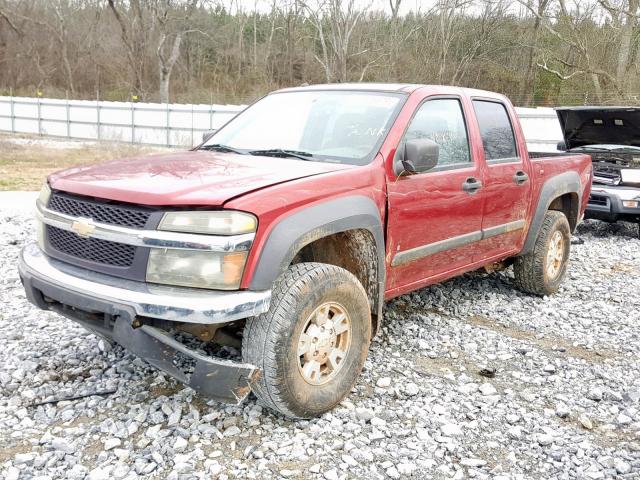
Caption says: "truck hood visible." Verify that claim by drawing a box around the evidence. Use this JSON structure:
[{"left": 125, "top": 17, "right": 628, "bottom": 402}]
[
  {"left": 556, "top": 107, "right": 640, "bottom": 150},
  {"left": 48, "top": 150, "right": 352, "bottom": 206}
]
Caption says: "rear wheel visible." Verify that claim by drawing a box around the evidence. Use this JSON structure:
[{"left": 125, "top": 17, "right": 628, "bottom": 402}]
[
  {"left": 242, "top": 263, "right": 371, "bottom": 418},
  {"left": 513, "top": 210, "right": 571, "bottom": 296}
]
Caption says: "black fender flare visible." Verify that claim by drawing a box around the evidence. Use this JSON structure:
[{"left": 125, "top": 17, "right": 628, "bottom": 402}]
[
  {"left": 249, "top": 195, "right": 385, "bottom": 318},
  {"left": 520, "top": 170, "right": 582, "bottom": 255}
]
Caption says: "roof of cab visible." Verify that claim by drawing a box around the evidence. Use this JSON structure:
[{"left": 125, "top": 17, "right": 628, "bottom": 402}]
[
  {"left": 275, "top": 83, "right": 421, "bottom": 94},
  {"left": 274, "top": 83, "right": 508, "bottom": 100}
]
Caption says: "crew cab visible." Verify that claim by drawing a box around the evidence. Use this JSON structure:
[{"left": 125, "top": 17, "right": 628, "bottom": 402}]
[
  {"left": 556, "top": 107, "right": 640, "bottom": 228},
  {"left": 19, "top": 84, "right": 592, "bottom": 418}
]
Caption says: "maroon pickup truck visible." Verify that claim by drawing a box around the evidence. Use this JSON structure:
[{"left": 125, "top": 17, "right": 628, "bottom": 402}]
[{"left": 19, "top": 84, "right": 592, "bottom": 418}]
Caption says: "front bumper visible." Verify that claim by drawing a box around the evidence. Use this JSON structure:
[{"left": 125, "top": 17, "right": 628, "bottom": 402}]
[
  {"left": 19, "top": 243, "right": 271, "bottom": 403},
  {"left": 586, "top": 186, "right": 640, "bottom": 223},
  {"left": 20, "top": 243, "right": 270, "bottom": 324}
]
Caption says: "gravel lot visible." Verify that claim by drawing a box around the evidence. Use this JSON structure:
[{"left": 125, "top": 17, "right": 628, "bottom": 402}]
[{"left": 1, "top": 204, "right": 639, "bottom": 480}]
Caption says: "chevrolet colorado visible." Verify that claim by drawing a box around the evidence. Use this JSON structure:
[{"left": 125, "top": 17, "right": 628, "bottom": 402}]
[{"left": 19, "top": 84, "right": 592, "bottom": 418}]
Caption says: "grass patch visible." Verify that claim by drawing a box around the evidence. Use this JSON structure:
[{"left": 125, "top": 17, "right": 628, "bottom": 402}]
[{"left": 0, "top": 134, "right": 169, "bottom": 191}]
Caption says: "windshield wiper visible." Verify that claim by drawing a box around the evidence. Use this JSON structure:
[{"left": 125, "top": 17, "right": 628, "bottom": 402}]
[
  {"left": 249, "top": 148, "right": 315, "bottom": 161},
  {"left": 200, "top": 144, "right": 247, "bottom": 155}
]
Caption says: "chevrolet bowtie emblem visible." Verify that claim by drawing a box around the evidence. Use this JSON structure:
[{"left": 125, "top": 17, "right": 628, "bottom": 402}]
[{"left": 71, "top": 218, "right": 96, "bottom": 238}]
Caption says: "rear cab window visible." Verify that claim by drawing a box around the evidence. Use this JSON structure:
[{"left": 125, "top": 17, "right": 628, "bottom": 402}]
[{"left": 472, "top": 100, "right": 519, "bottom": 163}]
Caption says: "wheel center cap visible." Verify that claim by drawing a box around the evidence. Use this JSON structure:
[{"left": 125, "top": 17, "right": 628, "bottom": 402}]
[{"left": 307, "top": 321, "right": 338, "bottom": 363}]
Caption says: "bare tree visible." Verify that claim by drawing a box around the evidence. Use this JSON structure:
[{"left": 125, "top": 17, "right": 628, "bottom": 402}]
[
  {"left": 518, "top": 0, "right": 551, "bottom": 105},
  {"left": 107, "top": 0, "right": 150, "bottom": 96},
  {"left": 433, "top": 0, "right": 473, "bottom": 83},
  {"left": 6, "top": 1, "right": 83, "bottom": 95},
  {"left": 299, "top": 0, "right": 368, "bottom": 82},
  {"left": 517, "top": 0, "right": 625, "bottom": 101},
  {"left": 156, "top": 0, "right": 200, "bottom": 103},
  {"left": 599, "top": 0, "right": 639, "bottom": 89},
  {"left": 0, "top": 2, "right": 21, "bottom": 36},
  {"left": 389, "top": 0, "right": 401, "bottom": 20},
  {"left": 0, "top": 0, "right": 638, "bottom": 105}
]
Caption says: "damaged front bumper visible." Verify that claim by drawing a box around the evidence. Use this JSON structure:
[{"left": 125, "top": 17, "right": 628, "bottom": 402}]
[
  {"left": 586, "top": 185, "right": 640, "bottom": 223},
  {"left": 18, "top": 243, "right": 270, "bottom": 404}
]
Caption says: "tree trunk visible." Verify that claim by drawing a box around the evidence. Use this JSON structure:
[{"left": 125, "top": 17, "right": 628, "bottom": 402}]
[
  {"left": 519, "top": 15, "right": 542, "bottom": 106},
  {"left": 591, "top": 73, "right": 603, "bottom": 103},
  {"left": 159, "top": 69, "right": 170, "bottom": 104},
  {"left": 616, "top": 0, "right": 638, "bottom": 88},
  {"left": 158, "top": 34, "right": 182, "bottom": 104}
]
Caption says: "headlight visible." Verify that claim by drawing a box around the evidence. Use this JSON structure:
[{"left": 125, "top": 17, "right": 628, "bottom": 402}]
[
  {"left": 622, "top": 200, "right": 639, "bottom": 208},
  {"left": 159, "top": 211, "right": 257, "bottom": 236},
  {"left": 146, "top": 249, "right": 247, "bottom": 290},
  {"left": 38, "top": 182, "right": 51, "bottom": 206}
]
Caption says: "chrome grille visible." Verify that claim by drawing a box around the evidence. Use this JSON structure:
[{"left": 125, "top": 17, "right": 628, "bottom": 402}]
[
  {"left": 46, "top": 225, "right": 136, "bottom": 267},
  {"left": 48, "top": 192, "right": 152, "bottom": 229}
]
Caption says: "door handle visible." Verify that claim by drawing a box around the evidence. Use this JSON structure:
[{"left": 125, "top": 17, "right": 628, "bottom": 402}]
[
  {"left": 462, "top": 177, "right": 482, "bottom": 194},
  {"left": 513, "top": 170, "right": 529, "bottom": 185}
]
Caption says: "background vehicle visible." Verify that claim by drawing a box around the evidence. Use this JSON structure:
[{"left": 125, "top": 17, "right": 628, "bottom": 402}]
[
  {"left": 19, "top": 84, "right": 592, "bottom": 418},
  {"left": 556, "top": 107, "right": 640, "bottom": 230}
]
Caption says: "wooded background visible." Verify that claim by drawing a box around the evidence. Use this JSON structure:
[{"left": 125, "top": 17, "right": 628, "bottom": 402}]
[{"left": 0, "top": 0, "right": 638, "bottom": 106}]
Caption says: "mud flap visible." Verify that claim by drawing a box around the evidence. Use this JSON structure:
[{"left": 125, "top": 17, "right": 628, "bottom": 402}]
[{"left": 113, "top": 317, "right": 259, "bottom": 404}]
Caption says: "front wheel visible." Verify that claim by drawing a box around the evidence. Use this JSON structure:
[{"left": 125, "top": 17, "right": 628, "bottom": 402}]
[
  {"left": 513, "top": 210, "right": 571, "bottom": 296},
  {"left": 242, "top": 263, "right": 371, "bottom": 419}
]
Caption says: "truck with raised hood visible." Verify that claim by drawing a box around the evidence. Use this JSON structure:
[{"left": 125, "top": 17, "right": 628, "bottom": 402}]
[
  {"left": 19, "top": 84, "right": 592, "bottom": 418},
  {"left": 556, "top": 106, "right": 640, "bottom": 230}
]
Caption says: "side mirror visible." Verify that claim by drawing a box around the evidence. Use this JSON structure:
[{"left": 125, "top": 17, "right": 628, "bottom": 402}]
[
  {"left": 202, "top": 130, "right": 216, "bottom": 143},
  {"left": 397, "top": 138, "right": 439, "bottom": 175},
  {"left": 557, "top": 140, "right": 567, "bottom": 151}
]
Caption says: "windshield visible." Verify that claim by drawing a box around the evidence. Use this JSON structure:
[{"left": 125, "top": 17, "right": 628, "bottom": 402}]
[{"left": 202, "top": 90, "right": 405, "bottom": 165}]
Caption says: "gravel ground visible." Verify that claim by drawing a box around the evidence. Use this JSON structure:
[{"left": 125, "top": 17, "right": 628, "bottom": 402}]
[{"left": 1, "top": 206, "right": 639, "bottom": 480}]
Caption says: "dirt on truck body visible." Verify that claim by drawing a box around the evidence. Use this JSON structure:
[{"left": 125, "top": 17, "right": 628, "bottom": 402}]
[{"left": 19, "top": 84, "right": 592, "bottom": 418}]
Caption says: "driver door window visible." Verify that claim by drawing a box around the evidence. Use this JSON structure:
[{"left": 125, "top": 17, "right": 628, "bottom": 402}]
[{"left": 398, "top": 98, "right": 471, "bottom": 169}]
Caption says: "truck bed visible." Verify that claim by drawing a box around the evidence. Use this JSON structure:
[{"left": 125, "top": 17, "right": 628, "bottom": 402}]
[{"left": 528, "top": 151, "right": 588, "bottom": 159}]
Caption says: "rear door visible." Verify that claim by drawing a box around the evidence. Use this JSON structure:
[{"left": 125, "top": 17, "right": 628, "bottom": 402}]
[
  {"left": 472, "top": 99, "right": 531, "bottom": 258},
  {"left": 386, "top": 95, "right": 486, "bottom": 294}
]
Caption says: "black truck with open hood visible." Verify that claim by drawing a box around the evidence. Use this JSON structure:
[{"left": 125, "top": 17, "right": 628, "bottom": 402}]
[{"left": 556, "top": 107, "right": 640, "bottom": 227}]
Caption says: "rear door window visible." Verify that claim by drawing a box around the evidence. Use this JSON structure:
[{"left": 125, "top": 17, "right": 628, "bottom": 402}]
[{"left": 472, "top": 100, "right": 518, "bottom": 162}]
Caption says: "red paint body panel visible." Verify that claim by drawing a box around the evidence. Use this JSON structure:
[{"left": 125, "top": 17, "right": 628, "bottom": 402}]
[
  {"left": 228, "top": 155, "right": 387, "bottom": 290},
  {"left": 48, "top": 151, "right": 351, "bottom": 206},
  {"left": 45, "top": 84, "right": 592, "bottom": 300}
]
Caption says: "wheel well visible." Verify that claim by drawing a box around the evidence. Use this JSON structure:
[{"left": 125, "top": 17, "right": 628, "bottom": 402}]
[
  {"left": 290, "top": 229, "right": 380, "bottom": 335},
  {"left": 548, "top": 192, "right": 579, "bottom": 232}
]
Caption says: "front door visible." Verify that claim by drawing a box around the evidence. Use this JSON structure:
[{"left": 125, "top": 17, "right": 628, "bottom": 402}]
[{"left": 386, "top": 96, "right": 485, "bottom": 295}]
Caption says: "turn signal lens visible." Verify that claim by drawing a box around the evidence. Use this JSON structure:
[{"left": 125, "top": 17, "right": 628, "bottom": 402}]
[
  {"left": 38, "top": 183, "right": 51, "bottom": 206},
  {"left": 36, "top": 220, "right": 45, "bottom": 251}
]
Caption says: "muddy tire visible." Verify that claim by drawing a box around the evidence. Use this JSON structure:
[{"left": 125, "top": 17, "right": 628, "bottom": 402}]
[
  {"left": 242, "top": 263, "right": 371, "bottom": 419},
  {"left": 513, "top": 210, "right": 571, "bottom": 296}
]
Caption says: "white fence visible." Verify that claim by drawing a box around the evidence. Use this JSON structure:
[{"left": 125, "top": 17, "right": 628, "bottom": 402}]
[
  {"left": 0, "top": 96, "right": 244, "bottom": 148},
  {"left": 0, "top": 96, "right": 563, "bottom": 151}
]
